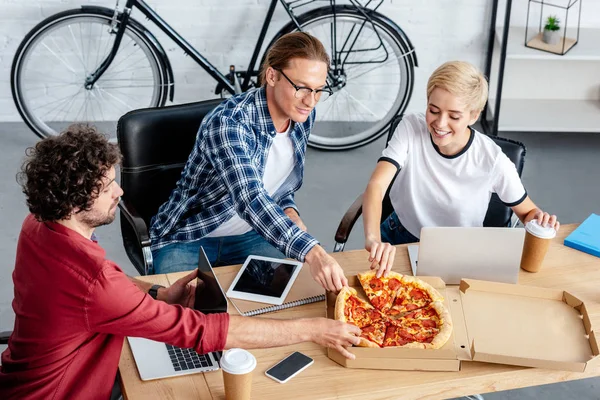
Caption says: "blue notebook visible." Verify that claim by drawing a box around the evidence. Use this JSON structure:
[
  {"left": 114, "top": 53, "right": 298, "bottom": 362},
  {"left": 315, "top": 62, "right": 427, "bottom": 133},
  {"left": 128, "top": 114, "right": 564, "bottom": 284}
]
[{"left": 564, "top": 214, "right": 600, "bottom": 258}]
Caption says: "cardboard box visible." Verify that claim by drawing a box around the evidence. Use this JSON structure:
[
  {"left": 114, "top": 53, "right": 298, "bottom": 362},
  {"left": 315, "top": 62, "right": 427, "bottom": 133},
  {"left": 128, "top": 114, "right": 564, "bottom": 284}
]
[{"left": 327, "top": 276, "right": 600, "bottom": 372}]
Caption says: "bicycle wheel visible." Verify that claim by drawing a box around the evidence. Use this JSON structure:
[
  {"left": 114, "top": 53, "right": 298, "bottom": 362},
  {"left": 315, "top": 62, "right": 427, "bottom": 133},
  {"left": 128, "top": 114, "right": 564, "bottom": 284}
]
[
  {"left": 11, "top": 8, "right": 168, "bottom": 139},
  {"left": 273, "top": 6, "right": 416, "bottom": 150}
]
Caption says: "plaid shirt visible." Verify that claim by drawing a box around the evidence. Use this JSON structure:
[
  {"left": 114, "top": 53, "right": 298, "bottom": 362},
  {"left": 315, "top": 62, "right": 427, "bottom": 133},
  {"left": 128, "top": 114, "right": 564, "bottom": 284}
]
[{"left": 150, "top": 87, "right": 319, "bottom": 261}]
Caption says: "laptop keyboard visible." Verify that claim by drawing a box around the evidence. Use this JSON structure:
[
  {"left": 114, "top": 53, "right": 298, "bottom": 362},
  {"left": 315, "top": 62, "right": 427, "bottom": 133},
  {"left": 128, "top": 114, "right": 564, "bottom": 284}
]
[{"left": 166, "top": 344, "right": 214, "bottom": 371}]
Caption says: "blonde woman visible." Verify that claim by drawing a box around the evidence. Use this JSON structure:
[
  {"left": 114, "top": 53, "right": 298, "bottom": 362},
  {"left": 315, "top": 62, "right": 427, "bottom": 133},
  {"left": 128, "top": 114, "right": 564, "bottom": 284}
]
[{"left": 363, "top": 61, "right": 560, "bottom": 276}]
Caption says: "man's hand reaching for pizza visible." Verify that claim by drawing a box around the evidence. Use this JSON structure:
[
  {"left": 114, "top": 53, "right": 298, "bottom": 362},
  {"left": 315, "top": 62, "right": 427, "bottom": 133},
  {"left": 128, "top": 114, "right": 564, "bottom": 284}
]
[
  {"left": 305, "top": 245, "right": 348, "bottom": 292},
  {"left": 308, "top": 318, "right": 361, "bottom": 359}
]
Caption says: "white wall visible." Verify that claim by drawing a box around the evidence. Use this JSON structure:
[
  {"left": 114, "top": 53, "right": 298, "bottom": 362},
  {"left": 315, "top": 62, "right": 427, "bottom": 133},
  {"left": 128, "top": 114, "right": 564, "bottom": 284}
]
[
  {"left": 0, "top": 0, "right": 500, "bottom": 122},
  {"left": 2, "top": 0, "right": 597, "bottom": 124},
  {"left": 509, "top": 0, "right": 600, "bottom": 29}
]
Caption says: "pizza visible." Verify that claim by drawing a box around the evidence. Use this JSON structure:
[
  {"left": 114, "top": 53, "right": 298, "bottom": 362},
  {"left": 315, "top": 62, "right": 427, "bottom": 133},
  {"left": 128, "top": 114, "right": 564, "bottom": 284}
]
[
  {"left": 387, "top": 302, "right": 452, "bottom": 349},
  {"left": 389, "top": 275, "right": 444, "bottom": 316},
  {"left": 357, "top": 270, "right": 404, "bottom": 312},
  {"left": 335, "top": 272, "right": 452, "bottom": 350},
  {"left": 335, "top": 287, "right": 385, "bottom": 328},
  {"left": 358, "top": 319, "right": 387, "bottom": 348}
]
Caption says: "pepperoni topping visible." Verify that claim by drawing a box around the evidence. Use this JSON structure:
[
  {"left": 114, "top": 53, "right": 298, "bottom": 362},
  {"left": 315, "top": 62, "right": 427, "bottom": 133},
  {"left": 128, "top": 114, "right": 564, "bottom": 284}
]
[
  {"left": 414, "top": 333, "right": 429, "bottom": 342},
  {"left": 409, "top": 288, "right": 426, "bottom": 300},
  {"left": 362, "top": 325, "right": 376, "bottom": 333},
  {"left": 354, "top": 307, "right": 367, "bottom": 317},
  {"left": 410, "top": 323, "right": 420, "bottom": 330},
  {"left": 370, "top": 294, "right": 389, "bottom": 310},
  {"left": 344, "top": 305, "right": 351, "bottom": 316},
  {"left": 423, "top": 307, "right": 437, "bottom": 317},
  {"left": 403, "top": 311, "right": 416, "bottom": 319},
  {"left": 405, "top": 303, "right": 419, "bottom": 311},
  {"left": 388, "top": 278, "right": 401, "bottom": 290},
  {"left": 394, "top": 295, "right": 405, "bottom": 306},
  {"left": 367, "top": 309, "right": 382, "bottom": 320},
  {"left": 369, "top": 278, "right": 384, "bottom": 291},
  {"left": 398, "top": 329, "right": 415, "bottom": 341},
  {"left": 348, "top": 296, "right": 362, "bottom": 306},
  {"left": 421, "top": 319, "right": 437, "bottom": 328}
]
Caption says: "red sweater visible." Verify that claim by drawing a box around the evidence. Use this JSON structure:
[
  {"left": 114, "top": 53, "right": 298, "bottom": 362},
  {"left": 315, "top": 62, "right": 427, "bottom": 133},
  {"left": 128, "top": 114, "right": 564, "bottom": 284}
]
[{"left": 0, "top": 215, "right": 229, "bottom": 399}]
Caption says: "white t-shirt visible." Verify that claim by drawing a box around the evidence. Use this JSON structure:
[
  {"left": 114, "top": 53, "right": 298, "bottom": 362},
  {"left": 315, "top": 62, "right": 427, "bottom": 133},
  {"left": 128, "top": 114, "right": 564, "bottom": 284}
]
[
  {"left": 206, "top": 123, "right": 295, "bottom": 238},
  {"left": 380, "top": 113, "right": 526, "bottom": 238}
]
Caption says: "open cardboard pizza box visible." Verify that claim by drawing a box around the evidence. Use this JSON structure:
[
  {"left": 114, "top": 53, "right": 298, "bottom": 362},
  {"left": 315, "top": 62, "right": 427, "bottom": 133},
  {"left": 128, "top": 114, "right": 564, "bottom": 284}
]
[{"left": 327, "top": 276, "right": 600, "bottom": 372}]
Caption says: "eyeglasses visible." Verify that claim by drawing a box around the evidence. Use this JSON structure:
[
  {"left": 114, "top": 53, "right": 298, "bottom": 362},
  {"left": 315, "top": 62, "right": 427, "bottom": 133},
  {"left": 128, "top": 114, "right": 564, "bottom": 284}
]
[{"left": 274, "top": 68, "right": 333, "bottom": 102}]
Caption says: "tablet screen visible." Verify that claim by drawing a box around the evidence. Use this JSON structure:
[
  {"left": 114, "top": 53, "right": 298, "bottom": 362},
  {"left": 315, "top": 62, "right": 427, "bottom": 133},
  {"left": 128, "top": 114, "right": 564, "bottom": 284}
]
[{"left": 232, "top": 259, "right": 299, "bottom": 298}]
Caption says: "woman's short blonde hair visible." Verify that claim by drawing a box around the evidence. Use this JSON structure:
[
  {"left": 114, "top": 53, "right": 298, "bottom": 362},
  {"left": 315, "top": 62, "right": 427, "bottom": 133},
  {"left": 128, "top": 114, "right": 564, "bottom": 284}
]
[{"left": 426, "top": 61, "right": 489, "bottom": 113}]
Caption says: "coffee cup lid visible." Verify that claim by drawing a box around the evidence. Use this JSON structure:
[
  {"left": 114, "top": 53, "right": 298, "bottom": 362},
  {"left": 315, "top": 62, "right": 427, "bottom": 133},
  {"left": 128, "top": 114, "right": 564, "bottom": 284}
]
[
  {"left": 220, "top": 348, "right": 257, "bottom": 375},
  {"left": 525, "top": 220, "right": 556, "bottom": 239}
]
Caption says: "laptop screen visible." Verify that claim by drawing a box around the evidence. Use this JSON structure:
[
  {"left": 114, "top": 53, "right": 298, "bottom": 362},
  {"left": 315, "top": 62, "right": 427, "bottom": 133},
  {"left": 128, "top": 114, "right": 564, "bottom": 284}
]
[{"left": 194, "top": 247, "right": 228, "bottom": 314}]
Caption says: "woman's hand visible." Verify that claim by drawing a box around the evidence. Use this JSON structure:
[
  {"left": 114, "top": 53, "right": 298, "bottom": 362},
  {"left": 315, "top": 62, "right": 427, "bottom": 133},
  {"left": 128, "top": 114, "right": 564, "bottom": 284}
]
[
  {"left": 525, "top": 209, "right": 560, "bottom": 231},
  {"left": 365, "top": 236, "right": 396, "bottom": 278}
]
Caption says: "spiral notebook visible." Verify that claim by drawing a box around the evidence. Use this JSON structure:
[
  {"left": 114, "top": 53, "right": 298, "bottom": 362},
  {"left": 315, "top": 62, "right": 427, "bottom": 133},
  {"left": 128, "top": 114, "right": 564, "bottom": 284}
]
[{"left": 216, "top": 264, "right": 325, "bottom": 317}]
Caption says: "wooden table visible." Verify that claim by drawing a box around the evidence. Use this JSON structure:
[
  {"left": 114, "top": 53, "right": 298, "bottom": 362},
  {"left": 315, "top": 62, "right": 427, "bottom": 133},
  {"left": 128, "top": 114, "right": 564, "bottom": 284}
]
[{"left": 119, "top": 224, "right": 600, "bottom": 399}]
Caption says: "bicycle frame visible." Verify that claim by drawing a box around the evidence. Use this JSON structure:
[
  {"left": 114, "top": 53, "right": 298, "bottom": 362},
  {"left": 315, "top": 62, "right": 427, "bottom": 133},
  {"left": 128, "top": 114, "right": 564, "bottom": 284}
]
[{"left": 88, "top": 0, "right": 305, "bottom": 95}]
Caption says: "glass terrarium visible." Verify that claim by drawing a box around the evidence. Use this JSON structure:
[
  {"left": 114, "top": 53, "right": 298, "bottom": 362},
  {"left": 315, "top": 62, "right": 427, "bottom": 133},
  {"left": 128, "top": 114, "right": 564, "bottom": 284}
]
[{"left": 524, "top": 0, "right": 582, "bottom": 55}]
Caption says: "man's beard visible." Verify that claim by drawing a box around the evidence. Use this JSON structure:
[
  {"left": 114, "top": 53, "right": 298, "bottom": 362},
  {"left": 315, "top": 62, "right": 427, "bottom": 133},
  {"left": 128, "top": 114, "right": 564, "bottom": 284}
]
[
  {"left": 80, "top": 211, "right": 116, "bottom": 229},
  {"left": 79, "top": 202, "right": 118, "bottom": 228}
]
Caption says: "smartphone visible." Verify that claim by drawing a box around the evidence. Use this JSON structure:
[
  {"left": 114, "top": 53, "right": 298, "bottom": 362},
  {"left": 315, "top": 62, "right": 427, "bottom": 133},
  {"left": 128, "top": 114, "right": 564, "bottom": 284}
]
[{"left": 265, "top": 351, "right": 314, "bottom": 384}]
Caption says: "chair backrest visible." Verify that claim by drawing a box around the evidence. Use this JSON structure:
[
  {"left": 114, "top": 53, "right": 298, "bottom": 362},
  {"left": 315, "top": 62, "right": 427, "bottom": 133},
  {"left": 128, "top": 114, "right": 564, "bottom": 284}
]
[
  {"left": 117, "top": 99, "right": 224, "bottom": 228},
  {"left": 483, "top": 136, "right": 526, "bottom": 227},
  {"left": 382, "top": 116, "right": 526, "bottom": 227}
]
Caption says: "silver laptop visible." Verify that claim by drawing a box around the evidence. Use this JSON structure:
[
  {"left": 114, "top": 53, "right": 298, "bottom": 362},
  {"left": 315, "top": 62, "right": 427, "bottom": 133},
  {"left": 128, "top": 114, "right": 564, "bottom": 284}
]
[
  {"left": 407, "top": 227, "right": 525, "bottom": 285},
  {"left": 127, "top": 247, "right": 228, "bottom": 381}
]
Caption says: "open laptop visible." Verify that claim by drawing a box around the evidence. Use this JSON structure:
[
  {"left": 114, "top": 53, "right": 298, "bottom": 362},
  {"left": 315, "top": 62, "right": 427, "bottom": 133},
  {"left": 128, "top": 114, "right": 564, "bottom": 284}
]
[
  {"left": 407, "top": 227, "right": 525, "bottom": 284},
  {"left": 127, "top": 247, "right": 228, "bottom": 381}
]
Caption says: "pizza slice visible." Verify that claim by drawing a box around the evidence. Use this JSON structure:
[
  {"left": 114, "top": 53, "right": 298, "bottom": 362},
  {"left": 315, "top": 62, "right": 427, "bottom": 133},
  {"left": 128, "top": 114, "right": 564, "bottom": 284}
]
[
  {"left": 357, "top": 319, "right": 387, "bottom": 348},
  {"left": 335, "top": 287, "right": 385, "bottom": 328},
  {"left": 389, "top": 275, "right": 444, "bottom": 315},
  {"left": 388, "top": 301, "right": 453, "bottom": 349},
  {"left": 357, "top": 270, "right": 404, "bottom": 312},
  {"left": 383, "top": 323, "right": 426, "bottom": 348}
]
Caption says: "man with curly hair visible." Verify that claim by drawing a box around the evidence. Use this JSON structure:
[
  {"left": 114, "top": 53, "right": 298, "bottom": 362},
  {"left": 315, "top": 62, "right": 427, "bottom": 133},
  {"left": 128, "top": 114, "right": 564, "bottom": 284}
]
[{"left": 0, "top": 125, "right": 360, "bottom": 400}]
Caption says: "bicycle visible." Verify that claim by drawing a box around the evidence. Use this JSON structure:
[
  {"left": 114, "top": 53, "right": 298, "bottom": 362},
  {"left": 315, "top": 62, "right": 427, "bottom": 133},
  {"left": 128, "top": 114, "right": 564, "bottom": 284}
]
[{"left": 11, "top": 0, "right": 418, "bottom": 150}]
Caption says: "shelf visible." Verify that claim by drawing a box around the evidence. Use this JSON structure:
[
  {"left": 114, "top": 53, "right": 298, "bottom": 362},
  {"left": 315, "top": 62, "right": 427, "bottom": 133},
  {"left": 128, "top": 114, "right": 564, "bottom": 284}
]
[
  {"left": 496, "top": 26, "right": 600, "bottom": 61},
  {"left": 488, "top": 98, "right": 600, "bottom": 132}
]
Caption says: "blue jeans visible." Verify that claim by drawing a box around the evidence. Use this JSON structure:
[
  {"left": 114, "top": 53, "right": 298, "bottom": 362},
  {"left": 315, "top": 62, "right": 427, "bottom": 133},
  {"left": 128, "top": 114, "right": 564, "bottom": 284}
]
[
  {"left": 380, "top": 212, "right": 419, "bottom": 245},
  {"left": 152, "top": 230, "right": 285, "bottom": 274}
]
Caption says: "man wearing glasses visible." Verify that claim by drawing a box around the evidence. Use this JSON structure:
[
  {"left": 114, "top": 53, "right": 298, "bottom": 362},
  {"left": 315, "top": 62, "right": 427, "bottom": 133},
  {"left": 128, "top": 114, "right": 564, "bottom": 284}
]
[{"left": 150, "top": 32, "right": 349, "bottom": 293}]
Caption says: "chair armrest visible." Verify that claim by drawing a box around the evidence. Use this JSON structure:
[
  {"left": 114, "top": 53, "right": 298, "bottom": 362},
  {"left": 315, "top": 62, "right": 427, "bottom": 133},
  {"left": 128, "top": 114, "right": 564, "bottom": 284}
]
[
  {"left": 118, "top": 200, "right": 151, "bottom": 247},
  {"left": 0, "top": 330, "right": 12, "bottom": 345},
  {"left": 334, "top": 194, "right": 364, "bottom": 247}
]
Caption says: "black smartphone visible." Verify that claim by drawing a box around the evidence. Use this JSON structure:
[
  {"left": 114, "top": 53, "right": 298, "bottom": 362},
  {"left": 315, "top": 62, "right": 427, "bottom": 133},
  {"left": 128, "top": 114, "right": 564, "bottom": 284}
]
[{"left": 264, "top": 351, "right": 314, "bottom": 384}]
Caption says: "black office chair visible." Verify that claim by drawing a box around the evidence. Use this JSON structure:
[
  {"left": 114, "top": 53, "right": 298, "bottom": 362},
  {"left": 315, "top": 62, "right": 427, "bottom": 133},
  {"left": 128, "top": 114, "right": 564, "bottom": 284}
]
[
  {"left": 0, "top": 332, "right": 10, "bottom": 345},
  {"left": 333, "top": 115, "right": 526, "bottom": 252},
  {"left": 117, "top": 99, "right": 224, "bottom": 275}
]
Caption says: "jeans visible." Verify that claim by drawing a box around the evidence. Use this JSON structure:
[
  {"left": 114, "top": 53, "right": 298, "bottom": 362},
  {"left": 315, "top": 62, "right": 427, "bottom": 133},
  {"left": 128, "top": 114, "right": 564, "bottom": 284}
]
[
  {"left": 152, "top": 230, "right": 285, "bottom": 274},
  {"left": 380, "top": 211, "right": 419, "bottom": 245}
]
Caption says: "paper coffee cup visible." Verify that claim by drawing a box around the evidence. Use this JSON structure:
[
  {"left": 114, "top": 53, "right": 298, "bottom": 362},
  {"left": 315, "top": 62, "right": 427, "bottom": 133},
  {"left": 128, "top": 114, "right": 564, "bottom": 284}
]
[
  {"left": 220, "top": 348, "right": 257, "bottom": 400},
  {"left": 520, "top": 220, "right": 556, "bottom": 273}
]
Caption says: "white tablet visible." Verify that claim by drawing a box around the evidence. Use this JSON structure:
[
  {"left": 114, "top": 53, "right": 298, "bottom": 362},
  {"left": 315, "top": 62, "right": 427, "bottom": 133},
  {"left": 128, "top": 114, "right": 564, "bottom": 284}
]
[{"left": 226, "top": 255, "right": 303, "bottom": 305}]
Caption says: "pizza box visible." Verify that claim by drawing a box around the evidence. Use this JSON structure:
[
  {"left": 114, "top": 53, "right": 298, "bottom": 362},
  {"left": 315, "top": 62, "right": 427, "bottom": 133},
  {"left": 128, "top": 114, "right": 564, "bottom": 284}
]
[{"left": 326, "top": 276, "right": 600, "bottom": 372}]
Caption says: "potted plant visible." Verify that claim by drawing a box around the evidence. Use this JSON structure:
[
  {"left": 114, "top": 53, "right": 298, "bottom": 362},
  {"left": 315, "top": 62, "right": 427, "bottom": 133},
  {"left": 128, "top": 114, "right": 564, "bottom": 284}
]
[{"left": 543, "top": 15, "right": 561, "bottom": 45}]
